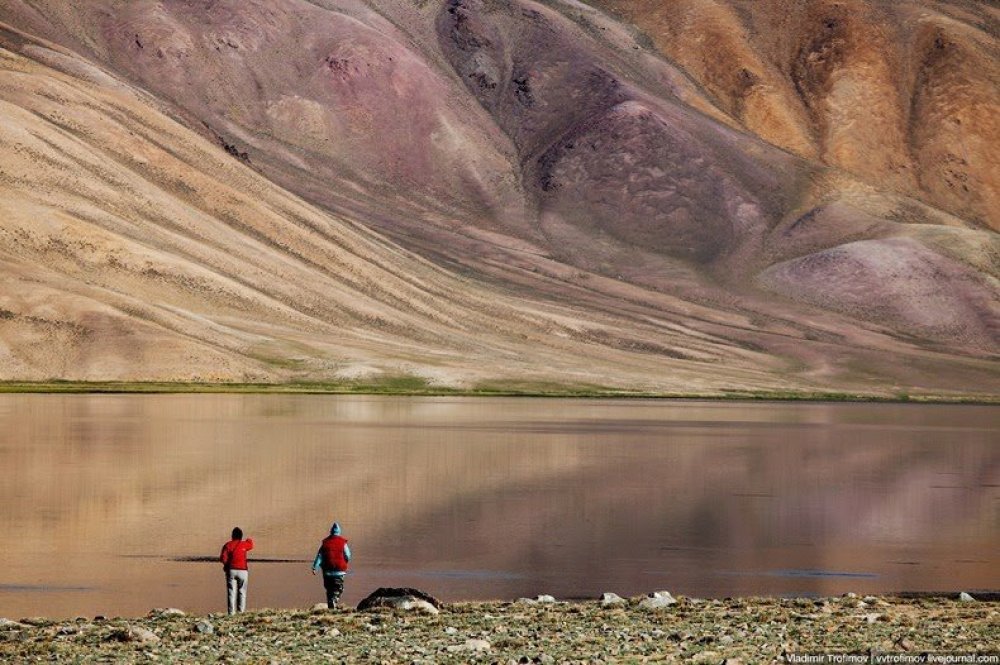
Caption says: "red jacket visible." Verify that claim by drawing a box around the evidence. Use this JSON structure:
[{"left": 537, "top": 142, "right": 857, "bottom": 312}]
[
  {"left": 320, "top": 535, "right": 349, "bottom": 572},
  {"left": 220, "top": 538, "right": 254, "bottom": 571}
]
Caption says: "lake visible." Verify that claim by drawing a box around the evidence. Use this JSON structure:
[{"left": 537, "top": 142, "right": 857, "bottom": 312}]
[{"left": 0, "top": 394, "right": 996, "bottom": 618}]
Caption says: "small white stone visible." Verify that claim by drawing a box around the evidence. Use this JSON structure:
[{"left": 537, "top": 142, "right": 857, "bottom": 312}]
[
  {"left": 464, "top": 638, "right": 491, "bottom": 652},
  {"left": 400, "top": 599, "right": 439, "bottom": 615},
  {"left": 639, "top": 591, "right": 677, "bottom": 610},
  {"left": 535, "top": 595, "right": 556, "bottom": 603},
  {"left": 444, "top": 626, "right": 458, "bottom": 635},
  {"left": 959, "top": 592, "right": 976, "bottom": 602},
  {"left": 125, "top": 626, "right": 160, "bottom": 644},
  {"left": 600, "top": 592, "right": 626, "bottom": 607}
]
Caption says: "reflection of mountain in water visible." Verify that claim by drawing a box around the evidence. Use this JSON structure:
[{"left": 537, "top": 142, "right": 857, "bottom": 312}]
[{"left": 0, "top": 395, "right": 996, "bottom": 615}]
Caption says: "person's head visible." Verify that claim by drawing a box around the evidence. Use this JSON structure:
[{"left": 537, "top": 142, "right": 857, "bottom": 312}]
[
  {"left": 330, "top": 522, "right": 341, "bottom": 536},
  {"left": 231, "top": 527, "right": 243, "bottom": 541}
]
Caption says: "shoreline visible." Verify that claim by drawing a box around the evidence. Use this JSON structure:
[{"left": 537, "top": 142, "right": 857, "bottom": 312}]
[
  {"left": 4, "top": 590, "right": 998, "bottom": 622},
  {"left": 1, "top": 594, "right": 995, "bottom": 663},
  {"left": 1, "top": 380, "right": 998, "bottom": 404}
]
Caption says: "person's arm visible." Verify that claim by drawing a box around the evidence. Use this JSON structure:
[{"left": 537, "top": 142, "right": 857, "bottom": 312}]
[
  {"left": 220, "top": 544, "right": 230, "bottom": 567},
  {"left": 244, "top": 538, "right": 254, "bottom": 552},
  {"left": 343, "top": 544, "right": 351, "bottom": 562},
  {"left": 312, "top": 548, "right": 323, "bottom": 574}
]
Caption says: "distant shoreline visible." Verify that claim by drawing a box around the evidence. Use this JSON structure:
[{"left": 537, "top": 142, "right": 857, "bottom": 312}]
[{"left": 0, "top": 380, "right": 997, "bottom": 404}]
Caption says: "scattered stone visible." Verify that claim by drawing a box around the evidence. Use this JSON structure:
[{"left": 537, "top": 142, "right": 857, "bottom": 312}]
[
  {"left": 843, "top": 592, "right": 858, "bottom": 599},
  {"left": 0, "top": 619, "right": 27, "bottom": 631},
  {"left": 150, "top": 607, "right": 186, "bottom": 618},
  {"left": 1, "top": 595, "right": 993, "bottom": 661},
  {"left": 357, "top": 587, "right": 442, "bottom": 612},
  {"left": 639, "top": 591, "right": 677, "bottom": 610},
  {"left": 691, "top": 650, "right": 719, "bottom": 664},
  {"left": 958, "top": 592, "right": 976, "bottom": 602},
  {"left": 401, "top": 598, "right": 440, "bottom": 615},
  {"left": 535, "top": 595, "right": 556, "bottom": 603},
  {"left": 600, "top": 592, "right": 626, "bottom": 607},
  {"left": 464, "top": 638, "right": 491, "bottom": 652},
  {"left": 193, "top": 620, "right": 214, "bottom": 635},
  {"left": 516, "top": 598, "right": 538, "bottom": 605},
  {"left": 311, "top": 603, "right": 329, "bottom": 612},
  {"left": 112, "top": 625, "right": 160, "bottom": 644}
]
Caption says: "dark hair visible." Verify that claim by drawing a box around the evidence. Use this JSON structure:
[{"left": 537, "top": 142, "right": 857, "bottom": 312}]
[{"left": 232, "top": 527, "right": 243, "bottom": 540}]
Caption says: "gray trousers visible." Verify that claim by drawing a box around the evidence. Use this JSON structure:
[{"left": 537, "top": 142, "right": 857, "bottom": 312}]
[{"left": 226, "top": 569, "right": 249, "bottom": 614}]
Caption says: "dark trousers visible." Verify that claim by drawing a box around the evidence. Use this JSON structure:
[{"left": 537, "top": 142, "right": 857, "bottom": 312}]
[{"left": 323, "top": 573, "right": 345, "bottom": 608}]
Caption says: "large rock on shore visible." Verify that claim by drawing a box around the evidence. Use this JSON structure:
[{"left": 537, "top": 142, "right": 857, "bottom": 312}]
[
  {"left": 639, "top": 591, "right": 677, "bottom": 610},
  {"left": 357, "top": 587, "right": 442, "bottom": 615}
]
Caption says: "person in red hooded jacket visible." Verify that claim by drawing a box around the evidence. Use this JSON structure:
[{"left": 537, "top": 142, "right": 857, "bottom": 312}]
[
  {"left": 311, "top": 522, "right": 351, "bottom": 608},
  {"left": 220, "top": 527, "right": 254, "bottom": 614}
]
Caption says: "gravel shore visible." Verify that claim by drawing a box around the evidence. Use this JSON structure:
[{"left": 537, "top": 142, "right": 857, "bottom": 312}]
[{"left": 1, "top": 595, "right": 996, "bottom": 663}]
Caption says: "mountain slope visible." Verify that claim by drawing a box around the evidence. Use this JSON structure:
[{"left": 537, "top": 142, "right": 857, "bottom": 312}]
[
  {"left": 591, "top": 0, "right": 1000, "bottom": 231},
  {"left": 0, "top": 1, "right": 997, "bottom": 395}
]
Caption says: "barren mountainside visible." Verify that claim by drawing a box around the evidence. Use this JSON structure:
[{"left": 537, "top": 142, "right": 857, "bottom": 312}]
[{"left": 0, "top": 0, "right": 997, "bottom": 395}]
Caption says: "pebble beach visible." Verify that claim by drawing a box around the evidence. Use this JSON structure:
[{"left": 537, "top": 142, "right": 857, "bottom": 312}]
[{"left": 1, "top": 593, "right": 996, "bottom": 663}]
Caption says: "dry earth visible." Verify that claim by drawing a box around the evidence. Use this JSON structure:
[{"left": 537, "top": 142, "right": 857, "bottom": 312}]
[
  {"left": 0, "top": 1, "right": 997, "bottom": 394},
  {"left": 0, "top": 596, "right": 996, "bottom": 664}
]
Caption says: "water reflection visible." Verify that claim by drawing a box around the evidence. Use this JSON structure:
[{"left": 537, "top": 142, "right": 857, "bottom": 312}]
[{"left": 0, "top": 395, "right": 996, "bottom": 617}]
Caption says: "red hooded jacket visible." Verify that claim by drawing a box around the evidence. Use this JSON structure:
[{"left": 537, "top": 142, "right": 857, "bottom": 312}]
[
  {"left": 220, "top": 538, "right": 254, "bottom": 571},
  {"left": 320, "top": 535, "right": 350, "bottom": 572}
]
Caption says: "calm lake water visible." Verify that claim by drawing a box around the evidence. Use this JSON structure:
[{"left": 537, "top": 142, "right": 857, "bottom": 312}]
[{"left": 0, "top": 395, "right": 997, "bottom": 618}]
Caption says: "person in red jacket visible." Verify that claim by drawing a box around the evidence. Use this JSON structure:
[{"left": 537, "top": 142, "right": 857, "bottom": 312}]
[
  {"left": 219, "top": 527, "right": 254, "bottom": 614},
  {"left": 311, "top": 522, "right": 351, "bottom": 608}
]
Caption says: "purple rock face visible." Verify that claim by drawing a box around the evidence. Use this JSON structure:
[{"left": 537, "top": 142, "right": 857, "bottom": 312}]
[{"left": 759, "top": 237, "right": 1000, "bottom": 351}]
